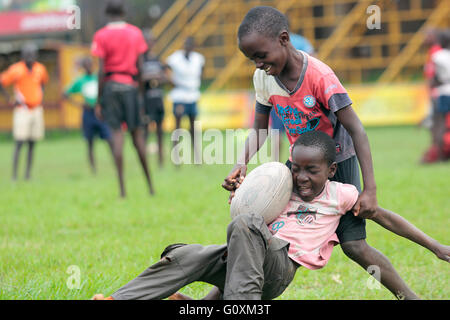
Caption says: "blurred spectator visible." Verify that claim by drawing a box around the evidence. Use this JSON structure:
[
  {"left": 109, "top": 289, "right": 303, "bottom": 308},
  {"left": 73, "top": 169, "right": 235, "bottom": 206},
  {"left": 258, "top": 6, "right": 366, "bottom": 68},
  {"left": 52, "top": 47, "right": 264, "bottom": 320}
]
[
  {"left": 141, "top": 30, "right": 169, "bottom": 168},
  {"left": 421, "top": 28, "right": 442, "bottom": 163},
  {"left": 431, "top": 29, "right": 450, "bottom": 161},
  {"left": 166, "top": 37, "right": 205, "bottom": 165},
  {"left": 63, "top": 57, "right": 113, "bottom": 174},
  {"left": 290, "top": 33, "right": 315, "bottom": 56},
  {"left": 0, "top": 42, "right": 48, "bottom": 181},
  {"left": 91, "top": 0, "right": 154, "bottom": 197}
]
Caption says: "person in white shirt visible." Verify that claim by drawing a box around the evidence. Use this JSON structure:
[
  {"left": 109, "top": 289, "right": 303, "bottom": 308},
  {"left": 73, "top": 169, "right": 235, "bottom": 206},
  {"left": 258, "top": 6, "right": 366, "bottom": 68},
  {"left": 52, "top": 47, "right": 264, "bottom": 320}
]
[{"left": 166, "top": 37, "right": 205, "bottom": 164}]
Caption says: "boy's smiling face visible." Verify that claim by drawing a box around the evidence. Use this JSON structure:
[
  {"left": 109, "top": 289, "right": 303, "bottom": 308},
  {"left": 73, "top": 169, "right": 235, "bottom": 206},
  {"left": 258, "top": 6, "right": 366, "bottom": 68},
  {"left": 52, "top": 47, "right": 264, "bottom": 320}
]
[
  {"left": 238, "top": 31, "right": 289, "bottom": 76},
  {"left": 291, "top": 144, "right": 337, "bottom": 202}
]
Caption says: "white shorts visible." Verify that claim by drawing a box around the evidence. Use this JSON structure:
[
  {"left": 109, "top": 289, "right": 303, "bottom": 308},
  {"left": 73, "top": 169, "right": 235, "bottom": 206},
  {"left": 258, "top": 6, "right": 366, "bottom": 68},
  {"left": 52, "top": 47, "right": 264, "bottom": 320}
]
[{"left": 13, "top": 106, "right": 45, "bottom": 141}]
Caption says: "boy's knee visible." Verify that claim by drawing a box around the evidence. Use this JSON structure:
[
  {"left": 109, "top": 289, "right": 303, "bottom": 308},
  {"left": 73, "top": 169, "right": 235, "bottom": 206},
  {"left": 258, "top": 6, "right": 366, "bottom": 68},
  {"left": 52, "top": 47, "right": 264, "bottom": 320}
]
[
  {"left": 341, "top": 239, "right": 370, "bottom": 261},
  {"left": 227, "top": 213, "right": 266, "bottom": 235},
  {"left": 227, "top": 214, "right": 253, "bottom": 234}
]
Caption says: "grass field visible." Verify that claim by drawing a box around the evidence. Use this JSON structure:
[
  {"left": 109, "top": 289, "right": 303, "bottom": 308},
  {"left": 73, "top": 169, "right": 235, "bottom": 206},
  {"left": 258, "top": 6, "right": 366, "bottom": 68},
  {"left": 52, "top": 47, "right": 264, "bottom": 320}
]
[{"left": 0, "top": 126, "right": 449, "bottom": 300}]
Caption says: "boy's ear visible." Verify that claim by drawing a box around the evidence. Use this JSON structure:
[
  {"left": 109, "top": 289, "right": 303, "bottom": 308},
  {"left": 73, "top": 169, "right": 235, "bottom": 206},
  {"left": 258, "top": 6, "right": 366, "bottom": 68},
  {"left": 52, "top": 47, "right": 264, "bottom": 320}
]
[
  {"left": 279, "top": 30, "right": 290, "bottom": 46},
  {"left": 328, "top": 162, "right": 337, "bottom": 179}
]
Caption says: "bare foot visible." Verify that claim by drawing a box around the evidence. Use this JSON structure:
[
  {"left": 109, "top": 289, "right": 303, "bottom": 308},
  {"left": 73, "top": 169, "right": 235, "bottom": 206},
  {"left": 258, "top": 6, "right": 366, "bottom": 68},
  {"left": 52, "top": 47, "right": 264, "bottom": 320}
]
[
  {"left": 168, "top": 292, "right": 193, "bottom": 300},
  {"left": 92, "top": 294, "right": 114, "bottom": 300}
]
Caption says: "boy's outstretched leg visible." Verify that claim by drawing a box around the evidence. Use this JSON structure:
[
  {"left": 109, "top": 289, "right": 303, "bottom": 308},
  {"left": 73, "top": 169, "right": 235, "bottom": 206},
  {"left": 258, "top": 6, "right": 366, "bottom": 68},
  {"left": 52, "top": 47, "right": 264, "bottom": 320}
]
[
  {"left": 103, "top": 244, "right": 227, "bottom": 300},
  {"left": 340, "top": 239, "right": 419, "bottom": 300}
]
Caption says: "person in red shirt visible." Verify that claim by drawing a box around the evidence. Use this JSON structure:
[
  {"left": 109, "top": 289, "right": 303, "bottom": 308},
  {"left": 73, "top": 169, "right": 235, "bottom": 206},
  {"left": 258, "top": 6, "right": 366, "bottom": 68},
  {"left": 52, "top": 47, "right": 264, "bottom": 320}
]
[
  {"left": 91, "top": 0, "right": 154, "bottom": 198},
  {"left": 0, "top": 42, "right": 48, "bottom": 181}
]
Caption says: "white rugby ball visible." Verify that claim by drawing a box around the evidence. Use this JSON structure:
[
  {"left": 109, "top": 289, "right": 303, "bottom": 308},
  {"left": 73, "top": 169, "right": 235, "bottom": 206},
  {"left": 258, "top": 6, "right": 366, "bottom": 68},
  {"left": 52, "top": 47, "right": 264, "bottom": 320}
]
[{"left": 230, "top": 162, "right": 293, "bottom": 224}]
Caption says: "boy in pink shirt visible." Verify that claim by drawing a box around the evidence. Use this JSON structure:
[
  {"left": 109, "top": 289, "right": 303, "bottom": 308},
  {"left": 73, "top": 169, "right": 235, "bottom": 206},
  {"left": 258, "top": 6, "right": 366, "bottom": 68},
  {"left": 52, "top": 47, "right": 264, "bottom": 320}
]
[
  {"left": 268, "top": 179, "right": 358, "bottom": 270},
  {"left": 92, "top": 131, "right": 449, "bottom": 300}
]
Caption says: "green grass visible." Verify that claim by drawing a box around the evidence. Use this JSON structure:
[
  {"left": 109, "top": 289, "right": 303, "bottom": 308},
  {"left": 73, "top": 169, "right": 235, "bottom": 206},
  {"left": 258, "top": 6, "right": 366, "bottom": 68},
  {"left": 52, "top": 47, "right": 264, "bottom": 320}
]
[{"left": 0, "top": 126, "right": 448, "bottom": 300}]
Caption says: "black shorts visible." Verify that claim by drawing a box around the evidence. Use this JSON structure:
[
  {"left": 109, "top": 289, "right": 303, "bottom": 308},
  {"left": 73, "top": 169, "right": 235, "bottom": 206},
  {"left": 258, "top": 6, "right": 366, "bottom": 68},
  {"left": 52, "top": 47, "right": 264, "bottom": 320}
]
[
  {"left": 286, "top": 155, "right": 366, "bottom": 243},
  {"left": 143, "top": 92, "right": 165, "bottom": 124},
  {"left": 101, "top": 81, "right": 143, "bottom": 131}
]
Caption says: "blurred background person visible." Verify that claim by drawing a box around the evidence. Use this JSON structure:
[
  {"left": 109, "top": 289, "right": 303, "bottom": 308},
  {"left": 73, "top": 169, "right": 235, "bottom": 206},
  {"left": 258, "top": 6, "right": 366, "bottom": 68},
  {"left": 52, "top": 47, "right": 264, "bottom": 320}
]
[
  {"left": 141, "top": 29, "right": 169, "bottom": 168},
  {"left": 421, "top": 28, "right": 443, "bottom": 163},
  {"left": 166, "top": 36, "right": 205, "bottom": 165},
  {"left": 0, "top": 42, "right": 48, "bottom": 181},
  {"left": 63, "top": 57, "right": 113, "bottom": 174},
  {"left": 290, "top": 32, "right": 315, "bottom": 56},
  {"left": 431, "top": 29, "right": 450, "bottom": 161},
  {"left": 91, "top": 0, "right": 154, "bottom": 197}
]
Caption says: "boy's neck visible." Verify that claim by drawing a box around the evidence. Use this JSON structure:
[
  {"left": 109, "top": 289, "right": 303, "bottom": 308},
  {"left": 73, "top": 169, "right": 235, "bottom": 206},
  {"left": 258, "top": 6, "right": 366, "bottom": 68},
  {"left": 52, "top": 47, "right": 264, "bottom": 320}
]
[
  {"left": 24, "top": 61, "right": 34, "bottom": 71},
  {"left": 107, "top": 18, "right": 126, "bottom": 25},
  {"left": 277, "top": 48, "right": 304, "bottom": 92}
]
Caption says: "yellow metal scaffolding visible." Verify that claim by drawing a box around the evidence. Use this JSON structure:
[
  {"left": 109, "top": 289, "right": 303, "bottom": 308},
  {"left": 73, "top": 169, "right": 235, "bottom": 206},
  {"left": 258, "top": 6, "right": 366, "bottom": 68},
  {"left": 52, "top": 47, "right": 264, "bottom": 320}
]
[{"left": 150, "top": 0, "right": 450, "bottom": 90}]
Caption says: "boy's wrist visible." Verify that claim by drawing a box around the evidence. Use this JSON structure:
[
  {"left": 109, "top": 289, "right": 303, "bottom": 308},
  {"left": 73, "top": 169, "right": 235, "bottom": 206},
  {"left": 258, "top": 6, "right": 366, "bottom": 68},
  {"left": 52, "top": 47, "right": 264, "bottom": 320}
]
[
  {"left": 428, "top": 238, "right": 440, "bottom": 254},
  {"left": 363, "top": 184, "right": 377, "bottom": 193}
]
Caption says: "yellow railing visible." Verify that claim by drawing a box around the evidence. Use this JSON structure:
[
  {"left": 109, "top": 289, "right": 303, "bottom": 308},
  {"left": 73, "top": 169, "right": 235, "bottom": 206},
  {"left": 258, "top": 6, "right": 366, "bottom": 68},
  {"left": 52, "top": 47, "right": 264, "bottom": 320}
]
[
  {"left": 378, "top": 0, "right": 450, "bottom": 82},
  {"left": 317, "top": 0, "right": 373, "bottom": 62},
  {"left": 151, "top": 0, "right": 450, "bottom": 89}
]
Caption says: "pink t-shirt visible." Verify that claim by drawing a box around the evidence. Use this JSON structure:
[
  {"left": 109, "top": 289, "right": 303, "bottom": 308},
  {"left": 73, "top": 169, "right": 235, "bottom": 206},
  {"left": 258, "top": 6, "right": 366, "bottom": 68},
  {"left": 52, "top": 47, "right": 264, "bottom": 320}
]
[
  {"left": 91, "top": 22, "right": 148, "bottom": 85},
  {"left": 254, "top": 51, "right": 355, "bottom": 163},
  {"left": 268, "top": 180, "right": 359, "bottom": 270}
]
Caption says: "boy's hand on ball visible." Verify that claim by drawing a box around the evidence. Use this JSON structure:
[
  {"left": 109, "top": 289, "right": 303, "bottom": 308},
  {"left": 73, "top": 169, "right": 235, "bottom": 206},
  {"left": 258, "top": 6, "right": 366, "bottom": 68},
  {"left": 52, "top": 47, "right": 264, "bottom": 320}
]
[
  {"left": 223, "top": 164, "right": 247, "bottom": 204},
  {"left": 433, "top": 243, "right": 450, "bottom": 263},
  {"left": 222, "top": 164, "right": 247, "bottom": 191}
]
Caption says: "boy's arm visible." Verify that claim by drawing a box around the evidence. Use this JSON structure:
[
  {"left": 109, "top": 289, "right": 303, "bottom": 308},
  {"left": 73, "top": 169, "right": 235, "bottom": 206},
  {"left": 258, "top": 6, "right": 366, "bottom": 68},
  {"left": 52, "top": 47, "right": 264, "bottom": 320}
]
[
  {"left": 336, "top": 105, "right": 378, "bottom": 218},
  {"left": 62, "top": 79, "right": 84, "bottom": 108},
  {"left": 62, "top": 93, "right": 84, "bottom": 108},
  {"left": 137, "top": 53, "right": 145, "bottom": 97},
  {"left": 370, "top": 207, "right": 450, "bottom": 262},
  {"left": 222, "top": 108, "right": 270, "bottom": 203},
  {"left": 95, "top": 58, "right": 105, "bottom": 120}
]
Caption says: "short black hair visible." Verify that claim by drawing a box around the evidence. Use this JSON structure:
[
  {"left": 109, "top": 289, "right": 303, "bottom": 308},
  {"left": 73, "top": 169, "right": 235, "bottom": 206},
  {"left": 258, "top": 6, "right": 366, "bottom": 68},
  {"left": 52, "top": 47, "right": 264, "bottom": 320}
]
[
  {"left": 238, "top": 6, "right": 289, "bottom": 40},
  {"left": 105, "top": 0, "right": 125, "bottom": 17},
  {"left": 438, "top": 29, "right": 450, "bottom": 49},
  {"left": 292, "top": 131, "right": 336, "bottom": 165}
]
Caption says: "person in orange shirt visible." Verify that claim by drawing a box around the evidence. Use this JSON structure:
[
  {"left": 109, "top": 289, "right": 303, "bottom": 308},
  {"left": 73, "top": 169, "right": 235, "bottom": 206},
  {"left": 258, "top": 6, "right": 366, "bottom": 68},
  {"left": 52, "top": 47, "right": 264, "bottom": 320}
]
[{"left": 0, "top": 42, "right": 49, "bottom": 181}]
